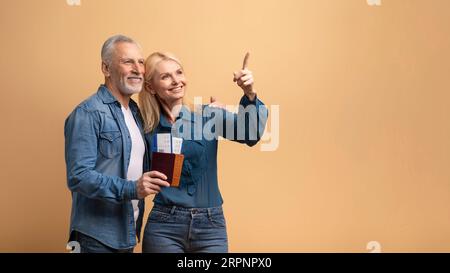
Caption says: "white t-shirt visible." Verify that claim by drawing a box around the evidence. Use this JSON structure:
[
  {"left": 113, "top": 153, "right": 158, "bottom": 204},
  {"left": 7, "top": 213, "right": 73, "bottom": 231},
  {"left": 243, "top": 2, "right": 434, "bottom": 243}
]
[{"left": 121, "top": 106, "right": 145, "bottom": 224}]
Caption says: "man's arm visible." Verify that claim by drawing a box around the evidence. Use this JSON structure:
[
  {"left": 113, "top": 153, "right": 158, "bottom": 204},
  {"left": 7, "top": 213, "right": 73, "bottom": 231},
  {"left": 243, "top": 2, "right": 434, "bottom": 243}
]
[{"left": 64, "top": 106, "right": 138, "bottom": 203}]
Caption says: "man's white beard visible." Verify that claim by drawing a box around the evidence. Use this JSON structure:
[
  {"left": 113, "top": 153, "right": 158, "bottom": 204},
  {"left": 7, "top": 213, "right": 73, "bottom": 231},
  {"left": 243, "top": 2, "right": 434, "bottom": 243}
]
[{"left": 119, "top": 80, "right": 142, "bottom": 95}]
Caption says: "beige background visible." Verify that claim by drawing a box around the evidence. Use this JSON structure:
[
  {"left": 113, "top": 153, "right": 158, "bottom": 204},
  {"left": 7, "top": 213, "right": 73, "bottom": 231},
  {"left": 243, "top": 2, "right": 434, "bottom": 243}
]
[{"left": 1, "top": 0, "right": 450, "bottom": 252}]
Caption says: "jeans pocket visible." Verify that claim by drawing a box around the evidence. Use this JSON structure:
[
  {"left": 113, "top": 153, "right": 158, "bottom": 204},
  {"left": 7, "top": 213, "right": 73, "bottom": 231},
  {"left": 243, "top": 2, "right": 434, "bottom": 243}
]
[
  {"left": 148, "top": 210, "right": 170, "bottom": 223},
  {"left": 209, "top": 213, "right": 226, "bottom": 228}
]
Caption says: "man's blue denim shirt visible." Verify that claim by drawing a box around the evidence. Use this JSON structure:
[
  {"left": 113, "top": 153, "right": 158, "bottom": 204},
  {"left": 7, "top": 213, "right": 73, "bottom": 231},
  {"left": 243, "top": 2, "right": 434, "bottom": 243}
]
[{"left": 64, "top": 85, "right": 148, "bottom": 250}]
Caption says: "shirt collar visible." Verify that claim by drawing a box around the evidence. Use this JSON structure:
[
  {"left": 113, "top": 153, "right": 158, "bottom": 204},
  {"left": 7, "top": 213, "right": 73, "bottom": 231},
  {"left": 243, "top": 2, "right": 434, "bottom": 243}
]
[
  {"left": 98, "top": 85, "right": 117, "bottom": 104},
  {"left": 98, "top": 84, "right": 139, "bottom": 114}
]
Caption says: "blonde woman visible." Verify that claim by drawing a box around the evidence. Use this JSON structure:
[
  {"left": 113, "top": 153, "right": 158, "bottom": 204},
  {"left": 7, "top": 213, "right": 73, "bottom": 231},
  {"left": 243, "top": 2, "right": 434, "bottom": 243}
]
[{"left": 139, "top": 52, "right": 267, "bottom": 253}]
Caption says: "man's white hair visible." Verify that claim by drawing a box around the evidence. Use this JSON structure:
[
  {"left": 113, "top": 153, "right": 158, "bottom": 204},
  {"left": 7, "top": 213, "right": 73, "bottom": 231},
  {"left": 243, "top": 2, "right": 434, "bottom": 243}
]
[{"left": 101, "top": 34, "right": 141, "bottom": 65}]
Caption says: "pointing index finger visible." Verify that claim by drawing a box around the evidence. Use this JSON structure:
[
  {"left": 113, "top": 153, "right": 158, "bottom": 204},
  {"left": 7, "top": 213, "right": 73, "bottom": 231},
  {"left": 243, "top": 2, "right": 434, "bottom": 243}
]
[{"left": 242, "top": 52, "right": 250, "bottom": 70}]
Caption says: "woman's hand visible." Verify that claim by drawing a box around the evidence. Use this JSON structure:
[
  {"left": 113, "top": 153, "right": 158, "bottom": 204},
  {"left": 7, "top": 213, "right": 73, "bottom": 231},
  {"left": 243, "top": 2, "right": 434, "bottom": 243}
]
[{"left": 233, "top": 52, "right": 256, "bottom": 101}]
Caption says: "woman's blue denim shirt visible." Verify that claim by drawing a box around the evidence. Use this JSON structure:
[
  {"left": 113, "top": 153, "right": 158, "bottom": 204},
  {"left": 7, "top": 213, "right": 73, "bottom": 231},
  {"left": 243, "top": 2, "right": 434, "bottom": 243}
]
[{"left": 145, "top": 95, "right": 268, "bottom": 208}]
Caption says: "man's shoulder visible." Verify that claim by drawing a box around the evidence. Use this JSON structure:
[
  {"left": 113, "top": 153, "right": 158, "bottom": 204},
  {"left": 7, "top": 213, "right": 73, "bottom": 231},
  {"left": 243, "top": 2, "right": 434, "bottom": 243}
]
[
  {"left": 65, "top": 88, "right": 111, "bottom": 125},
  {"left": 74, "top": 87, "right": 110, "bottom": 113}
]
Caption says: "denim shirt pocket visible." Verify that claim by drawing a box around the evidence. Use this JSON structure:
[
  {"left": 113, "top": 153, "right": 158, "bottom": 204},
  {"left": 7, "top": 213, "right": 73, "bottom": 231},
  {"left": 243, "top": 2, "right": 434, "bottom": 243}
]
[
  {"left": 99, "top": 131, "right": 122, "bottom": 158},
  {"left": 181, "top": 140, "right": 207, "bottom": 195},
  {"left": 182, "top": 140, "right": 206, "bottom": 169}
]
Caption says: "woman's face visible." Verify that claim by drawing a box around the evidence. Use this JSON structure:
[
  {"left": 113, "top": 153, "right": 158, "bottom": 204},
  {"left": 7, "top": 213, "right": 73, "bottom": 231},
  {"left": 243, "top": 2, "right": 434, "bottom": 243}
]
[{"left": 149, "top": 59, "right": 186, "bottom": 106}]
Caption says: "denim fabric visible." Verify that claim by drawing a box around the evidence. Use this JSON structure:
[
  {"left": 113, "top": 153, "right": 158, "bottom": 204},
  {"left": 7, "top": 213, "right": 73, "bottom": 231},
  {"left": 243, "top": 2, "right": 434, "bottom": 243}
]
[
  {"left": 64, "top": 85, "right": 148, "bottom": 250},
  {"left": 73, "top": 231, "right": 133, "bottom": 253},
  {"left": 142, "top": 205, "right": 228, "bottom": 253},
  {"left": 145, "top": 95, "right": 268, "bottom": 208}
]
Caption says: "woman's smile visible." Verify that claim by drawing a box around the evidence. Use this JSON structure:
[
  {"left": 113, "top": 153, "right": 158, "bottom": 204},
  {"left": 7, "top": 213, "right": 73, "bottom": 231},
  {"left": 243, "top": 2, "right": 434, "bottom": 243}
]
[{"left": 168, "top": 85, "right": 184, "bottom": 92}]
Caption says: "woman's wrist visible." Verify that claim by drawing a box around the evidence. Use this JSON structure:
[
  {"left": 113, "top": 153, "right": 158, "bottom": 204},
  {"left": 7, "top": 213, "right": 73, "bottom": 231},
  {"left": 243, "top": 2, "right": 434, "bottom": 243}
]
[{"left": 246, "top": 92, "right": 256, "bottom": 102}]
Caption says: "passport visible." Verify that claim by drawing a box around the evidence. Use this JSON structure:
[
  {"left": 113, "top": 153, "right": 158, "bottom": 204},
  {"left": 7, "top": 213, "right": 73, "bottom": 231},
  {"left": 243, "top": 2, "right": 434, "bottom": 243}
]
[{"left": 150, "top": 152, "right": 184, "bottom": 187}]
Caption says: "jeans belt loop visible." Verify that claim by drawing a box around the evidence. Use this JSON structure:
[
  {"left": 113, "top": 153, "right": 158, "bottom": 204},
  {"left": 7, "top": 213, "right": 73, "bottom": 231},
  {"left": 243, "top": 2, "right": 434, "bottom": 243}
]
[{"left": 170, "top": 206, "right": 176, "bottom": 215}]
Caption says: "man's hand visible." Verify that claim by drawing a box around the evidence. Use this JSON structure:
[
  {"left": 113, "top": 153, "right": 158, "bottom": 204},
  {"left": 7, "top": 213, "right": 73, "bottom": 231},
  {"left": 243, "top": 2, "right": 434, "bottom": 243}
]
[
  {"left": 208, "top": 96, "right": 226, "bottom": 109},
  {"left": 136, "top": 171, "right": 170, "bottom": 199},
  {"left": 233, "top": 52, "right": 256, "bottom": 101}
]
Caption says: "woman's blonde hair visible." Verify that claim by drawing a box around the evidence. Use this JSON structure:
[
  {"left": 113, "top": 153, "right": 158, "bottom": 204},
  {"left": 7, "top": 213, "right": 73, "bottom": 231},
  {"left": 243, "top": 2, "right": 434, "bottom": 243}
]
[{"left": 139, "top": 52, "right": 184, "bottom": 133}]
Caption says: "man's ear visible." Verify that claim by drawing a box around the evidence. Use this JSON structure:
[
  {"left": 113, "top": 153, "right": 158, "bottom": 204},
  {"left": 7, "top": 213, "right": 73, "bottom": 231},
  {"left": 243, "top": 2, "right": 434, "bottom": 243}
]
[{"left": 101, "top": 62, "right": 110, "bottom": 77}]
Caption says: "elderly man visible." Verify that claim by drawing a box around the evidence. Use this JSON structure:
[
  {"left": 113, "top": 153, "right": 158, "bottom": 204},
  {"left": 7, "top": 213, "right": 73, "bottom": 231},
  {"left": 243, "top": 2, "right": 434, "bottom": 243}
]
[{"left": 64, "top": 35, "right": 169, "bottom": 253}]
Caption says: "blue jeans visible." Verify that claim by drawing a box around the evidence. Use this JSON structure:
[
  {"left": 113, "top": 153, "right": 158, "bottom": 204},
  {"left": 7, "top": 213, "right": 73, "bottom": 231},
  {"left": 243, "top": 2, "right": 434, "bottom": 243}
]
[
  {"left": 72, "top": 231, "right": 134, "bottom": 253},
  {"left": 142, "top": 205, "right": 228, "bottom": 253}
]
